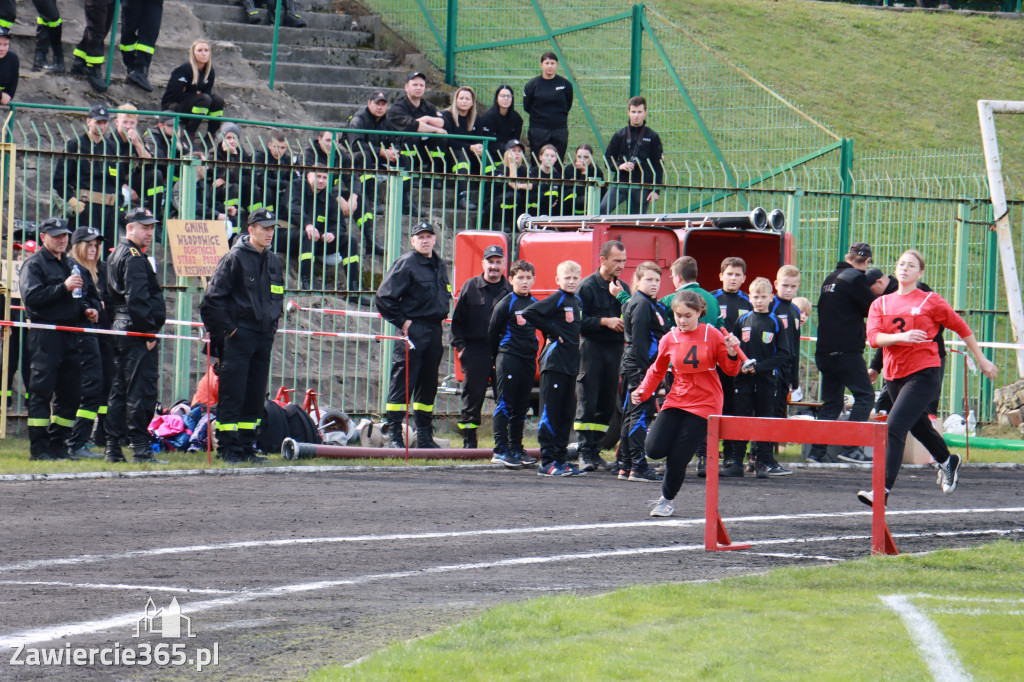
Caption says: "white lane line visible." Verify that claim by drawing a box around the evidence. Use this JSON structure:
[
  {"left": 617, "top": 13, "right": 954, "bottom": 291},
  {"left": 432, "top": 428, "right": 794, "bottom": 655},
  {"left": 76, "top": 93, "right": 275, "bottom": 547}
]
[
  {"left": 0, "top": 580, "right": 237, "bottom": 595},
  {"left": 880, "top": 594, "right": 972, "bottom": 681},
  {"left": 748, "top": 552, "right": 843, "bottom": 562},
  {"left": 2, "top": 507, "right": 1022, "bottom": 574},
  {"left": 923, "top": 607, "right": 1024, "bottom": 616},
  {"left": 911, "top": 593, "right": 1024, "bottom": 605},
  {"left": 0, "top": 527, "right": 1018, "bottom": 649}
]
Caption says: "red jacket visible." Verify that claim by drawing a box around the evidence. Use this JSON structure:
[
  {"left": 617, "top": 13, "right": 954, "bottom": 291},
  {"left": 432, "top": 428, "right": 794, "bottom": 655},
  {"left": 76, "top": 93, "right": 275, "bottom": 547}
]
[{"left": 867, "top": 288, "right": 970, "bottom": 381}]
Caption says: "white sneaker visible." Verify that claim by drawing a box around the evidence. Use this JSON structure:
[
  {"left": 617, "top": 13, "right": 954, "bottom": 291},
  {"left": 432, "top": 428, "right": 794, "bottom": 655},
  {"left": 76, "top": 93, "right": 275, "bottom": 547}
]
[
  {"left": 938, "top": 453, "right": 961, "bottom": 494},
  {"left": 649, "top": 497, "right": 675, "bottom": 517},
  {"left": 857, "top": 488, "right": 889, "bottom": 508}
]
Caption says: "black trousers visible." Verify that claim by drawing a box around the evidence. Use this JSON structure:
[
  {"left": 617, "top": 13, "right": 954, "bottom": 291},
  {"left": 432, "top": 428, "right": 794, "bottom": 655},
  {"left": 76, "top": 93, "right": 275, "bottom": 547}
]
[
  {"left": 71, "top": 332, "right": 113, "bottom": 447},
  {"left": 32, "top": 0, "right": 62, "bottom": 62},
  {"left": 734, "top": 373, "right": 779, "bottom": 464},
  {"left": 575, "top": 340, "right": 623, "bottom": 460},
  {"left": 289, "top": 228, "right": 361, "bottom": 288},
  {"left": 386, "top": 319, "right": 443, "bottom": 429},
  {"left": 599, "top": 185, "right": 648, "bottom": 214},
  {"left": 619, "top": 366, "right": 653, "bottom": 472},
  {"left": 2, "top": 303, "right": 29, "bottom": 401},
  {"left": 809, "top": 350, "right": 875, "bottom": 458},
  {"left": 875, "top": 356, "right": 944, "bottom": 416},
  {"left": 493, "top": 352, "right": 534, "bottom": 454},
  {"left": 169, "top": 91, "right": 226, "bottom": 137},
  {"left": 884, "top": 366, "right": 950, "bottom": 490},
  {"left": 457, "top": 343, "right": 495, "bottom": 433},
  {"left": 538, "top": 370, "right": 574, "bottom": 466},
  {"left": 120, "top": 0, "right": 163, "bottom": 69},
  {"left": 0, "top": 0, "right": 13, "bottom": 26},
  {"left": 106, "top": 334, "right": 158, "bottom": 450},
  {"left": 75, "top": 0, "right": 114, "bottom": 63},
  {"left": 526, "top": 126, "right": 569, "bottom": 161},
  {"left": 26, "top": 329, "right": 81, "bottom": 458},
  {"left": 215, "top": 328, "right": 274, "bottom": 456},
  {"left": 646, "top": 407, "right": 707, "bottom": 501}
]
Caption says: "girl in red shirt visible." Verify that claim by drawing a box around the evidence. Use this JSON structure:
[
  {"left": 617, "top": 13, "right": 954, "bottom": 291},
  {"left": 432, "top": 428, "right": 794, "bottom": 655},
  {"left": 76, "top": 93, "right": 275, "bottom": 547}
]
[
  {"left": 631, "top": 291, "right": 743, "bottom": 517},
  {"left": 865, "top": 249, "right": 997, "bottom": 506}
]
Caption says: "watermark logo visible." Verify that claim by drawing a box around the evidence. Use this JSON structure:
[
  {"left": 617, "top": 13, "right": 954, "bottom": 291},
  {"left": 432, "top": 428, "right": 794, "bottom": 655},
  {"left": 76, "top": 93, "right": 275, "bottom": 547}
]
[{"left": 10, "top": 598, "right": 219, "bottom": 671}]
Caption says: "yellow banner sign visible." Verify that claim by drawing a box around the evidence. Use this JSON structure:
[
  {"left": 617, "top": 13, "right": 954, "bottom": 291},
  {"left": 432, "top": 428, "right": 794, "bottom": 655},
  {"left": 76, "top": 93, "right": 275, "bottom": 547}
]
[{"left": 165, "top": 220, "right": 231, "bottom": 278}]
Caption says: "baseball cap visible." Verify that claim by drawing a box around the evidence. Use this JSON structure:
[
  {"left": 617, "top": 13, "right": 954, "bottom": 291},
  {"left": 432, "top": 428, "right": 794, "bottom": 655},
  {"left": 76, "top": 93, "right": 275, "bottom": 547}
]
[
  {"left": 411, "top": 221, "right": 435, "bottom": 236},
  {"left": 848, "top": 242, "right": 872, "bottom": 259},
  {"left": 505, "top": 138, "right": 524, "bottom": 152},
  {"left": 483, "top": 245, "right": 504, "bottom": 260},
  {"left": 71, "top": 226, "right": 103, "bottom": 245},
  {"left": 370, "top": 91, "right": 388, "bottom": 103},
  {"left": 0, "top": 27, "right": 11, "bottom": 38},
  {"left": 39, "top": 217, "right": 72, "bottom": 236},
  {"left": 125, "top": 207, "right": 157, "bottom": 225},
  {"left": 406, "top": 71, "right": 426, "bottom": 82},
  {"left": 15, "top": 240, "right": 37, "bottom": 254},
  {"left": 248, "top": 208, "right": 278, "bottom": 227},
  {"left": 864, "top": 267, "right": 885, "bottom": 286},
  {"left": 88, "top": 104, "right": 110, "bottom": 122},
  {"left": 157, "top": 114, "right": 176, "bottom": 125}
]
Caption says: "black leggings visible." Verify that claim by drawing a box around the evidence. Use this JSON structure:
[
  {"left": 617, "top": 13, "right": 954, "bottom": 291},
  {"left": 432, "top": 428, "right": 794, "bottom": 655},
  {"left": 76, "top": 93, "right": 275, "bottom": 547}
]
[
  {"left": 645, "top": 408, "right": 707, "bottom": 501},
  {"left": 169, "top": 92, "right": 225, "bottom": 136},
  {"left": 884, "top": 366, "right": 949, "bottom": 490}
]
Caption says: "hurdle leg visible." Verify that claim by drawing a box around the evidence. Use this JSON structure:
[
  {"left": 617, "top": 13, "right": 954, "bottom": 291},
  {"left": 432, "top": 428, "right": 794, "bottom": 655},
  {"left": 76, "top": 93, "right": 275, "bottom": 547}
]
[
  {"left": 871, "top": 425, "right": 898, "bottom": 555},
  {"left": 704, "top": 417, "right": 751, "bottom": 552}
]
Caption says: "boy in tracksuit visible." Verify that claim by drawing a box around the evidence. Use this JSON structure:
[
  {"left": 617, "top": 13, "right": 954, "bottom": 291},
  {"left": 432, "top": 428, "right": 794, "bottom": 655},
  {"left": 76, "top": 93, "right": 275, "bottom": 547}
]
[
  {"left": 488, "top": 260, "right": 540, "bottom": 470},
  {"left": 619, "top": 261, "right": 668, "bottom": 482},
  {"left": 713, "top": 256, "right": 750, "bottom": 477},
  {"left": 734, "top": 277, "right": 793, "bottom": 479},
  {"left": 522, "top": 260, "right": 583, "bottom": 477}
]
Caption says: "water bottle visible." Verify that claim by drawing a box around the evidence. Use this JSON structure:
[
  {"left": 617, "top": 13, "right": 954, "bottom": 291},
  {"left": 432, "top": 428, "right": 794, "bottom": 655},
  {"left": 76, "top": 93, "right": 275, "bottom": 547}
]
[
  {"left": 71, "top": 264, "right": 83, "bottom": 299},
  {"left": 967, "top": 410, "right": 977, "bottom": 435}
]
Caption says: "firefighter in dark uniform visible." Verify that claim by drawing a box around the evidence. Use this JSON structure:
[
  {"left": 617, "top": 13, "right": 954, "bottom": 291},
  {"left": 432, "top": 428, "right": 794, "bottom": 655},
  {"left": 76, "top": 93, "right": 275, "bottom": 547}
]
[
  {"left": 347, "top": 91, "right": 396, "bottom": 254},
  {"left": 200, "top": 209, "right": 284, "bottom": 464},
  {"left": 375, "top": 222, "right": 452, "bottom": 449},
  {"left": 450, "top": 244, "right": 511, "bottom": 448},
  {"left": 69, "top": 0, "right": 115, "bottom": 93},
  {"left": 119, "top": 0, "right": 163, "bottom": 92},
  {"left": 105, "top": 207, "right": 167, "bottom": 464},
  {"left": 386, "top": 72, "right": 446, "bottom": 215},
  {"left": 807, "top": 242, "right": 884, "bottom": 464},
  {"left": 52, "top": 104, "right": 119, "bottom": 240},
  {"left": 574, "top": 240, "right": 629, "bottom": 472},
  {"left": 31, "top": 0, "right": 65, "bottom": 74},
  {"left": 19, "top": 218, "right": 99, "bottom": 460}
]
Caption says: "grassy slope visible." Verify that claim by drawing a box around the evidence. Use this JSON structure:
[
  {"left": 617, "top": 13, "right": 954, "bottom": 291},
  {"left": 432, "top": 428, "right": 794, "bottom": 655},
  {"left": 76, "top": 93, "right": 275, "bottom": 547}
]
[{"left": 655, "top": 1, "right": 1024, "bottom": 164}]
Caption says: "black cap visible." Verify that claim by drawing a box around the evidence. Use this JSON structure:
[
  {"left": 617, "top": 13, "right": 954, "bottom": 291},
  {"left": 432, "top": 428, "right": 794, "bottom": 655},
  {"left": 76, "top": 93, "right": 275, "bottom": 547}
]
[
  {"left": 0, "top": 27, "right": 11, "bottom": 38},
  {"left": 848, "top": 242, "right": 872, "bottom": 259},
  {"left": 864, "top": 268, "right": 885, "bottom": 286},
  {"left": 39, "top": 217, "right": 72, "bottom": 236},
  {"left": 157, "top": 114, "right": 176, "bottom": 125},
  {"left": 370, "top": 91, "right": 388, "bottom": 103},
  {"left": 248, "top": 208, "right": 278, "bottom": 227},
  {"left": 406, "top": 71, "right": 426, "bottom": 82},
  {"left": 88, "top": 104, "right": 109, "bottom": 122},
  {"left": 71, "top": 226, "right": 103, "bottom": 245},
  {"left": 505, "top": 138, "right": 524, "bottom": 152},
  {"left": 125, "top": 206, "right": 157, "bottom": 225},
  {"left": 411, "top": 221, "right": 435, "bottom": 236},
  {"left": 483, "top": 245, "right": 504, "bottom": 260}
]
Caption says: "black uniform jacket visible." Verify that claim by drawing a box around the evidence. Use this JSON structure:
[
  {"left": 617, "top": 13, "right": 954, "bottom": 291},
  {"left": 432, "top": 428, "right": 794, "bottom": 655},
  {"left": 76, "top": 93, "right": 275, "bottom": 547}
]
[
  {"left": 375, "top": 250, "right": 452, "bottom": 330},
  {"left": 713, "top": 289, "right": 751, "bottom": 333},
  {"left": 522, "top": 289, "right": 582, "bottom": 375},
  {"left": 735, "top": 310, "right": 792, "bottom": 376},
  {"left": 347, "top": 106, "right": 395, "bottom": 168},
  {"left": 604, "top": 124, "right": 664, "bottom": 185},
  {"left": 621, "top": 291, "right": 668, "bottom": 373},
  {"left": 200, "top": 235, "right": 285, "bottom": 345},
  {"left": 161, "top": 63, "right": 215, "bottom": 110},
  {"left": 577, "top": 271, "right": 627, "bottom": 344},
  {"left": 815, "top": 262, "right": 875, "bottom": 354},
  {"left": 450, "top": 274, "right": 511, "bottom": 352},
  {"left": 20, "top": 248, "right": 99, "bottom": 325},
  {"left": 489, "top": 292, "right": 539, "bottom": 360},
  {"left": 106, "top": 238, "right": 166, "bottom": 333}
]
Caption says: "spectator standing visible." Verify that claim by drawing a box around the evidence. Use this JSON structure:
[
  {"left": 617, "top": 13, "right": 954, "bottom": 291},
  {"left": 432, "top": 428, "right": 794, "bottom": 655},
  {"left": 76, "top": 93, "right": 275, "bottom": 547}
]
[
  {"left": 807, "top": 243, "right": 886, "bottom": 464},
  {"left": 561, "top": 144, "right": 602, "bottom": 215},
  {"left": 600, "top": 96, "right": 663, "bottom": 214},
  {"left": 0, "top": 27, "right": 19, "bottom": 103},
  {"left": 19, "top": 218, "right": 96, "bottom": 461},
  {"left": 713, "top": 256, "right": 750, "bottom": 477},
  {"left": 52, "top": 104, "right": 118, "bottom": 239},
  {"left": 450, "top": 244, "right": 511, "bottom": 448},
  {"left": 375, "top": 221, "right": 452, "bottom": 449},
  {"left": 104, "top": 207, "right": 167, "bottom": 464},
  {"left": 441, "top": 85, "right": 484, "bottom": 210},
  {"left": 523, "top": 51, "right": 573, "bottom": 161},
  {"left": 69, "top": 0, "right": 114, "bottom": 93},
  {"left": 1, "top": 233, "right": 35, "bottom": 406},
  {"left": 0, "top": 1, "right": 12, "bottom": 34},
  {"left": 477, "top": 85, "right": 523, "bottom": 174},
  {"left": 119, "top": 0, "right": 163, "bottom": 92},
  {"left": 161, "top": 40, "right": 224, "bottom": 140},
  {"left": 239, "top": 0, "right": 306, "bottom": 27},
  {"left": 30, "top": 1, "right": 64, "bottom": 74},
  {"left": 574, "top": 240, "right": 628, "bottom": 473},
  {"left": 200, "top": 208, "right": 286, "bottom": 464}
]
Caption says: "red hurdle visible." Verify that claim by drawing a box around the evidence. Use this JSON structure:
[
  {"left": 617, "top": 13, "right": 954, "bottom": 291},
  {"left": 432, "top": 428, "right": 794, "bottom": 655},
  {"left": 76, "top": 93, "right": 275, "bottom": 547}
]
[{"left": 705, "top": 416, "right": 896, "bottom": 556}]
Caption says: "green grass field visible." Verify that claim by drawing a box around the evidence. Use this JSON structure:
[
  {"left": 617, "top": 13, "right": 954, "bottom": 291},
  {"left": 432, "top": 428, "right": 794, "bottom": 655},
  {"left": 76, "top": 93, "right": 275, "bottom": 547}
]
[{"left": 311, "top": 540, "right": 1024, "bottom": 680}]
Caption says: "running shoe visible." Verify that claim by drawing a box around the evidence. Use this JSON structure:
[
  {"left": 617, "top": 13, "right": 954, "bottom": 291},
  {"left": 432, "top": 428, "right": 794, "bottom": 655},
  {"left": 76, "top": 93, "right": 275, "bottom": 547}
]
[
  {"left": 857, "top": 488, "right": 889, "bottom": 508},
  {"left": 938, "top": 453, "right": 961, "bottom": 494},
  {"left": 491, "top": 450, "right": 525, "bottom": 470},
  {"left": 628, "top": 467, "right": 663, "bottom": 482},
  {"left": 649, "top": 497, "right": 675, "bottom": 517},
  {"left": 538, "top": 462, "right": 571, "bottom": 477}
]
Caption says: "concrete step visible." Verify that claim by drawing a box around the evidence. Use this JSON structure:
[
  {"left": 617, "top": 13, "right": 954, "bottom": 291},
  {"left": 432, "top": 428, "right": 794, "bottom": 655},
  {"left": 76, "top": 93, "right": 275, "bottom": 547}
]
[
  {"left": 191, "top": 2, "right": 377, "bottom": 32},
  {"left": 198, "top": 0, "right": 335, "bottom": 10},
  {"left": 252, "top": 62, "right": 406, "bottom": 87},
  {"left": 234, "top": 41, "right": 393, "bottom": 68},
  {"left": 273, "top": 81, "right": 405, "bottom": 103},
  {"left": 302, "top": 101, "right": 364, "bottom": 123},
  {"left": 202, "top": 20, "right": 375, "bottom": 49}
]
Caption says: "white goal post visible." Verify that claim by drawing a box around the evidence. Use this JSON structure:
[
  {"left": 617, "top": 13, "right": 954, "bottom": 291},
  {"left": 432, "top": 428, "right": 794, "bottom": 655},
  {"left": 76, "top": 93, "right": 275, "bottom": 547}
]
[{"left": 978, "top": 100, "right": 1024, "bottom": 378}]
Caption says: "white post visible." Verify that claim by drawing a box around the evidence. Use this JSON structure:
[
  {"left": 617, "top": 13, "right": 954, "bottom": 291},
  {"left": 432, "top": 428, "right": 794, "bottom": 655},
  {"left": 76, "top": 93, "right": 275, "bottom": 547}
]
[{"left": 978, "top": 99, "right": 1024, "bottom": 378}]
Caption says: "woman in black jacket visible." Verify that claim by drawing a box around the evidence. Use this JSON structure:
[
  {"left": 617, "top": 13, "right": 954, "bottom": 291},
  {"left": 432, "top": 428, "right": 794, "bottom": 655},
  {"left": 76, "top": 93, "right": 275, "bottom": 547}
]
[
  {"left": 477, "top": 85, "right": 523, "bottom": 175},
  {"left": 441, "top": 85, "right": 484, "bottom": 210},
  {"left": 161, "top": 40, "right": 225, "bottom": 139}
]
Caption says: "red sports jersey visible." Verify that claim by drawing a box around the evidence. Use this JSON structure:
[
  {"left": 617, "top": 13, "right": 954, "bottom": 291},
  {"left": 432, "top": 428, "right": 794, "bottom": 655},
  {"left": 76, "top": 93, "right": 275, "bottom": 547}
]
[
  {"left": 867, "top": 287, "right": 971, "bottom": 381},
  {"left": 636, "top": 324, "right": 742, "bottom": 419}
]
